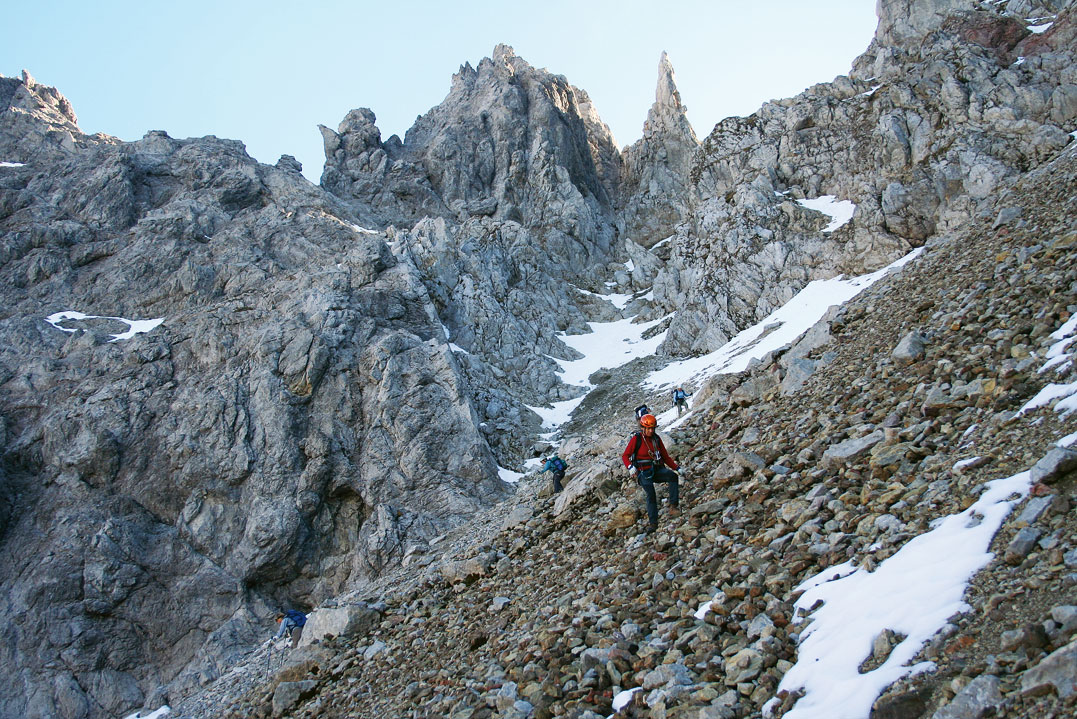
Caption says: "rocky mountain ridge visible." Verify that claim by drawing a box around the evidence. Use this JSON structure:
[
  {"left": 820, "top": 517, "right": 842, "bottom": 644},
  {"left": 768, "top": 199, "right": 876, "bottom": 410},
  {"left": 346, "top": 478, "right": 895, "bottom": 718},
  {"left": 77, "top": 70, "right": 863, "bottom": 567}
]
[
  {"left": 0, "top": 0, "right": 1075, "bottom": 717},
  {"left": 651, "top": 0, "right": 1077, "bottom": 356}
]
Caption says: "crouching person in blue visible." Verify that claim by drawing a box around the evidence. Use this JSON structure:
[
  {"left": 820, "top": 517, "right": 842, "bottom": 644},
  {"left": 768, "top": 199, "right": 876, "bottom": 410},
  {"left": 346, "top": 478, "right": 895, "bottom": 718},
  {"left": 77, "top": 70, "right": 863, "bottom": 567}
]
[
  {"left": 275, "top": 610, "right": 306, "bottom": 648},
  {"left": 541, "top": 453, "right": 568, "bottom": 493},
  {"left": 621, "top": 413, "right": 680, "bottom": 533}
]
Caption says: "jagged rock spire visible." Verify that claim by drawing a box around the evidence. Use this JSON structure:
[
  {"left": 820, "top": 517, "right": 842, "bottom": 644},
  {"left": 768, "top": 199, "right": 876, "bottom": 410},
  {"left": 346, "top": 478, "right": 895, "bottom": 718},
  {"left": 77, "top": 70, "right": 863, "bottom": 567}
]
[
  {"left": 655, "top": 51, "right": 686, "bottom": 113},
  {"left": 619, "top": 52, "right": 699, "bottom": 250}
]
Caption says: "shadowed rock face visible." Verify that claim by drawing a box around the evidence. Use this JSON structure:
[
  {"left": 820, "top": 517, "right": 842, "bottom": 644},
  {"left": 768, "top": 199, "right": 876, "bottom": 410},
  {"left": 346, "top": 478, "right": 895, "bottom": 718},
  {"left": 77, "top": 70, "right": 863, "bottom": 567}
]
[{"left": 0, "top": 78, "right": 506, "bottom": 719}]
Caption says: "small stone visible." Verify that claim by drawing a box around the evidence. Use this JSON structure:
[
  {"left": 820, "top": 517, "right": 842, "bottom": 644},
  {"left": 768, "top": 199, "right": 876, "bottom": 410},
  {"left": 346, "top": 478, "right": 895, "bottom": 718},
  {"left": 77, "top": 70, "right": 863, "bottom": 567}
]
[
  {"left": 999, "top": 623, "right": 1047, "bottom": 652},
  {"left": 932, "top": 674, "right": 1002, "bottom": 719},
  {"left": 1004, "top": 528, "right": 1041, "bottom": 565},
  {"left": 1029, "top": 447, "right": 1077, "bottom": 485},
  {"left": 892, "top": 331, "right": 927, "bottom": 365},
  {"left": 822, "top": 431, "right": 885, "bottom": 468},
  {"left": 605, "top": 503, "right": 639, "bottom": 533},
  {"left": 724, "top": 648, "right": 763, "bottom": 685},
  {"left": 1021, "top": 640, "right": 1077, "bottom": 698},
  {"left": 272, "top": 680, "right": 317, "bottom": 717},
  {"left": 1050, "top": 605, "right": 1077, "bottom": 627},
  {"left": 872, "top": 685, "right": 932, "bottom": 719},
  {"left": 1013, "top": 496, "right": 1054, "bottom": 528}
]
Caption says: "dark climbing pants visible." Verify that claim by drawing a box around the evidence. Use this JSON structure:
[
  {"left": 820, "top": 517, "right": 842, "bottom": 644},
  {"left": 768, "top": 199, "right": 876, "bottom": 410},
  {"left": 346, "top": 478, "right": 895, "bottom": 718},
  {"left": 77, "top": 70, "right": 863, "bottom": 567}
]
[
  {"left": 552, "top": 470, "right": 565, "bottom": 493},
  {"left": 638, "top": 465, "right": 679, "bottom": 527}
]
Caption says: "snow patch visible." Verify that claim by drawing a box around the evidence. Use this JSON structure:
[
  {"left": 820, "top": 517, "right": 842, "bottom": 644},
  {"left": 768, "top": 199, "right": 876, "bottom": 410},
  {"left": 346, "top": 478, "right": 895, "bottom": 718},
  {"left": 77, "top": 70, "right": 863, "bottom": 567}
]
[
  {"left": 777, "top": 469, "right": 1034, "bottom": 718},
  {"left": 1028, "top": 22, "right": 1052, "bottom": 33},
  {"left": 612, "top": 687, "right": 642, "bottom": 712},
  {"left": 123, "top": 707, "right": 171, "bottom": 719},
  {"left": 646, "top": 248, "right": 923, "bottom": 391},
  {"left": 576, "top": 286, "right": 634, "bottom": 311},
  {"left": 797, "top": 195, "right": 856, "bottom": 232},
  {"left": 45, "top": 311, "right": 165, "bottom": 342},
  {"left": 1018, "top": 314, "right": 1077, "bottom": 417},
  {"left": 0, "top": 161, "right": 26, "bottom": 168},
  {"left": 952, "top": 456, "right": 981, "bottom": 471},
  {"left": 554, "top": 314, "right": 668, "bottom": 390},
  {"left": 498, "top": 466, "right": 524, "bottom": 484}
]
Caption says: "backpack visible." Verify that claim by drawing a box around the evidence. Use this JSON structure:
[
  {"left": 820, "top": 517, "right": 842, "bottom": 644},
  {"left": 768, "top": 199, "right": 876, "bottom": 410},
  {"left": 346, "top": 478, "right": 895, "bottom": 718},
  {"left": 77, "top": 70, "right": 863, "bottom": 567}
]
[
  {"left": 552, "top": 457, "right": 567, "bottom": 472},
  {"left": 634, "top": 404, "right": 651, "bottom": 421},
  {"left": 285, "top": 610, "right": 306, "bottom": 627}
]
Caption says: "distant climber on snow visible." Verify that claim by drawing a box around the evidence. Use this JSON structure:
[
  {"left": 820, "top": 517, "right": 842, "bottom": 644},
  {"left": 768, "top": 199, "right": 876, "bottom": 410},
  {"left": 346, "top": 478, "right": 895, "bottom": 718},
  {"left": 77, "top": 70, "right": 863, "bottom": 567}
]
[
  {"left": 541, "top": 453, "right": 568, "bottom": 493},
  {"left": 622, "top": 413, "right": 680, "bottom": 533},
  {"left": 672, "top": 386, "right": 690, "bottom": 416},
  {"left": 274, "top": 610, "right": 306, "bottom": 648}
]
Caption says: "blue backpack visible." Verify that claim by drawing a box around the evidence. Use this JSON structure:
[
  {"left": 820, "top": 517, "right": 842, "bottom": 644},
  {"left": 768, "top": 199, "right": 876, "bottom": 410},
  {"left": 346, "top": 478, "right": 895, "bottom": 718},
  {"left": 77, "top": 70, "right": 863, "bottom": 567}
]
[
  {"left": 285, "top": 610, "right": 306, "bottom": 627},
  {"left": 551, "top": 457, "right": 567, "bottom": 472}
]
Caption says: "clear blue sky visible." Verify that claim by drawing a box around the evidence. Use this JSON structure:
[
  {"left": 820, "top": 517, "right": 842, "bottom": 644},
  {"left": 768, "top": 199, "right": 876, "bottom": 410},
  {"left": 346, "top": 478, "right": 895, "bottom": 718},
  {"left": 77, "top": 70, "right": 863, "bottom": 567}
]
[{"left": 4, "top": 1, "right": 878, "bottom": 183}]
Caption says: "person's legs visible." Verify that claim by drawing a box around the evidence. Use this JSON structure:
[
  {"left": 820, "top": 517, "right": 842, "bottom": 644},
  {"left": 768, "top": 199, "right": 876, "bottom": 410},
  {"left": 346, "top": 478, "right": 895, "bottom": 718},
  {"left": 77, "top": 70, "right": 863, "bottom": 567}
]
[
  {"left": 655, "top": 466, "right": 680, "bottom": 509},
  {"left": 553, "top": 470, "right": 564, "bottom": 493},
  {"left": 638, "top": 470, "right": 658, "bottom": 529}
]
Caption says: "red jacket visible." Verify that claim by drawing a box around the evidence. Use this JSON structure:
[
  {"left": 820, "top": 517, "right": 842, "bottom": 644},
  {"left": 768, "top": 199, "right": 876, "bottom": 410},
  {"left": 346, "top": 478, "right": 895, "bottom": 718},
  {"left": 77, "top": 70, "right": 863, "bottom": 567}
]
[{"left": 622, "top": 431, "right": 678, "bottom": 471}]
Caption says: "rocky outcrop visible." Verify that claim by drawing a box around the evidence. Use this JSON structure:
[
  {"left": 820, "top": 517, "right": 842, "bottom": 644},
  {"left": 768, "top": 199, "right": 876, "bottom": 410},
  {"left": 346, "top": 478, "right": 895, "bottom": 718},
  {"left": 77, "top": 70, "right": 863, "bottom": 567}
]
[
  {"left": 321, "top": 44, "right": 622, "bottom": 255},
  {"left": 320, "top": 45, "right": 646, "bottom": 454},
  {"left": 653, "top": 0, "right": 1077, "bottom": 355},
  {"left": 0, "top": 70, "right": 113, "bottom": 160},
  {"left": 0, "top": 77, "right": 508, "bottom": 719}
]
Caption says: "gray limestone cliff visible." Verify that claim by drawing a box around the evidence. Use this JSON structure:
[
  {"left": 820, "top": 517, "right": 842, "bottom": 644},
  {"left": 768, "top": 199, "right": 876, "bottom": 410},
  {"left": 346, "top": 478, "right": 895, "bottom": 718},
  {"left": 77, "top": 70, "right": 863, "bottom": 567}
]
[
  {"left": 319, "top": 45, "right": 636, "bottom": 457},
  {"left": 0, "top": 77, "right": 507, "bottom": 719}
]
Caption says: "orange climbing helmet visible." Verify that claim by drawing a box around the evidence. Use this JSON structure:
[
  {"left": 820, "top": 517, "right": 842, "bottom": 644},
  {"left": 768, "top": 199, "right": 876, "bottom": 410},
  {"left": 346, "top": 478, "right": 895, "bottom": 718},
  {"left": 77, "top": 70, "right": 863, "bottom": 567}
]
[{"left": 639, "top": 414, "right": 657, "bottom": 428}]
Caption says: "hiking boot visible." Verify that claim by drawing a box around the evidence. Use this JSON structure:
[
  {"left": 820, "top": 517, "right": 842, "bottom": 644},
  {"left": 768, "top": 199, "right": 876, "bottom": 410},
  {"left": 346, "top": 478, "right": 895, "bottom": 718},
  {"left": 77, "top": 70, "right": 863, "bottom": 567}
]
[{"left": 645, "top": 522, "right": 658, "bottom": 534}]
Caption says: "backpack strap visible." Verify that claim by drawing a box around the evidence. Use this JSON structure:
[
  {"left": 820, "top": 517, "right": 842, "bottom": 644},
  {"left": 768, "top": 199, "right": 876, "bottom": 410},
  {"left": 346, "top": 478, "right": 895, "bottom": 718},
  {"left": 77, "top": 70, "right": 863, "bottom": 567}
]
[
  {"left": 628, "top": 431, "right": 643, "bottom": 469},
  {"left": 634, "top": 432, "right": 662, "bottom": 467}
]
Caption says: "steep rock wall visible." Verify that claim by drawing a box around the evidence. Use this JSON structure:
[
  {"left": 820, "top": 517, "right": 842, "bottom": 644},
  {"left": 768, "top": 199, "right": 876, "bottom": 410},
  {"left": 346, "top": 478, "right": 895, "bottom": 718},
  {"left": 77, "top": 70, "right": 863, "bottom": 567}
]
[{"left": 0, "top": 79, "right": 507, "bottom": 719}]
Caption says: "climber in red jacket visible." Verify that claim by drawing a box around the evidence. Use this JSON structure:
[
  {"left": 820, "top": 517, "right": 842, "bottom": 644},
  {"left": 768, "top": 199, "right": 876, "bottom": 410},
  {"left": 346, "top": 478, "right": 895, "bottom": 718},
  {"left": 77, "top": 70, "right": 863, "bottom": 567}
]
[{"left": 622, "top": 413, "right": 680, "bottom": 533}]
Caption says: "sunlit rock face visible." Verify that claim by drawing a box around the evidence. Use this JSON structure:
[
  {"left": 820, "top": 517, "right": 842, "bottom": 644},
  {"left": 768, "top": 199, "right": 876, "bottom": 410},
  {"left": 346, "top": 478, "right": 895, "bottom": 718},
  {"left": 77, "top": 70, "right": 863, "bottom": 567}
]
[
  {"left": 648, "top": 0, "right": 1076, "bottom": 355},
  {"left": 620, "top": 51, "right": 701, "bottom": 254},
  {"left": 321, "top": 43, "right": 622, "bottom": 253}
]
